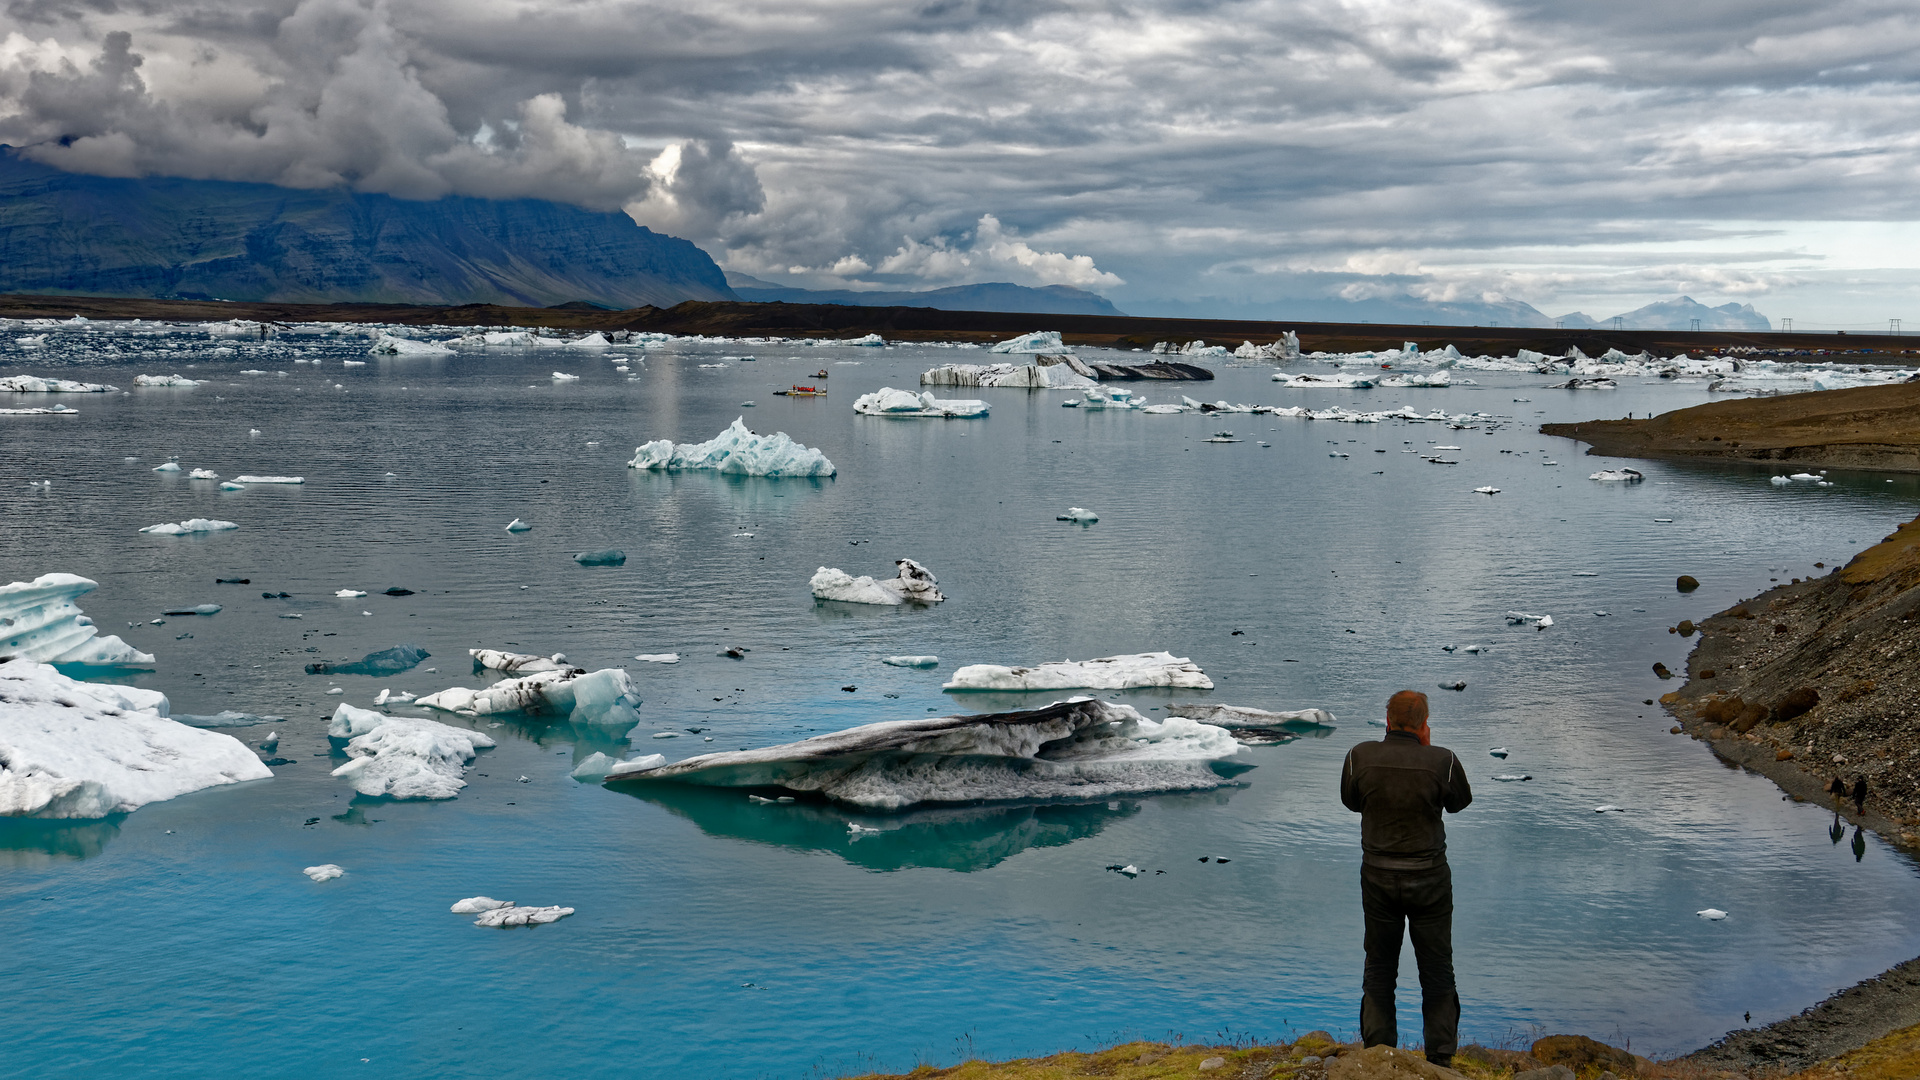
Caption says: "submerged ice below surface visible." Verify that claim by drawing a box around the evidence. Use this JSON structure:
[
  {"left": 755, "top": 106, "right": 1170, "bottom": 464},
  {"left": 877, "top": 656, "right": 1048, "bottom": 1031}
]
[{"left": 606, "top": 698, "right": 1248, "bottom": 809}]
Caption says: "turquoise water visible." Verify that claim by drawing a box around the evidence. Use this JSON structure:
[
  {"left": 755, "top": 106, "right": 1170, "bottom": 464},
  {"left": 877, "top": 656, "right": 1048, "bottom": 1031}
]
[{"left": 4, "top": 330, "right": 1919, "bottom": 1077}]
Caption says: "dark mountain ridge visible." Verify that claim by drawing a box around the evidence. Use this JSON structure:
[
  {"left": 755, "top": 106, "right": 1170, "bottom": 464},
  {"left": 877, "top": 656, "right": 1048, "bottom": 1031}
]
[{"left": 0, "top": 150, "right": 734, "bottom": 308}]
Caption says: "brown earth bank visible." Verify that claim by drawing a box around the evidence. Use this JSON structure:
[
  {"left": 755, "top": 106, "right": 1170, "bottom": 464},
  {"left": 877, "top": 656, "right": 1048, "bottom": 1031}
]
[
  {"left": 3, "top": 292, "right": 1919, "bottom": 357},
  {"left": 1539, "top": 384, "right": 1920, "bottom": 474},
  {"left": 837, "top": 1022, "right": 1920, "bottom": 1079}
]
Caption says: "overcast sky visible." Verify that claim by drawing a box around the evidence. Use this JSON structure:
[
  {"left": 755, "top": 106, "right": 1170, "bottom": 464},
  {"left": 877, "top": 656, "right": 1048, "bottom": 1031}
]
[{"left": 3, "top": 0, "right": 1918, "bottom": 325}]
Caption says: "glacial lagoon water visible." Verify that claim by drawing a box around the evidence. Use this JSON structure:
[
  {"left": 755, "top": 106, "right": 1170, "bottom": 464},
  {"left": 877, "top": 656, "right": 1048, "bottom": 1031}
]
[{"left": 5, "top": 326, "right": 1920, "bottom": 1078}]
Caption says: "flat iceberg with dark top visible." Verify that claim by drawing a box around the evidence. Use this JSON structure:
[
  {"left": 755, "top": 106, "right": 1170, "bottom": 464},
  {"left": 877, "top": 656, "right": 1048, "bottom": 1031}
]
[
  {"left": 603, "top": 697, "right": 1248, "bottom": 809},
  {"left": 944, "top": 651, "right": 1212, "bottom": 692},
  {"left": 0, "top": 658, "right": 270, "bottom": 817},
  {"left": 628, "top": 418, "right": 835, "bottom": 477},
  {"left": 810, "top": 558, "right": 944, "bottom": 605},
  {"left": 0, "top": 573, "right": 154, "bottom": 667}
]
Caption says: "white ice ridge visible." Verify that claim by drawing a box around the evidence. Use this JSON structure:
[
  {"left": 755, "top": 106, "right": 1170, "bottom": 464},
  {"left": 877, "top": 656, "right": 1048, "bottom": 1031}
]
[
  {"left": 0, "top": 375, "right": 118, "bottom": 392},
  {"left": 232, "top": 475, "right": 304, "bottom": 484},
  {"left": 989, "top": 330, "right": 1070, "bottom": 354},
  {"left": 414, "top": 666, "right": 642, "bottom": 726},
  {"left": 602, "top": 697, "right": 1248, "bottom": 810},
  {"left": 0, "top": 573, "right": 155, "bottom": 667},
  {"left": 852, "top": 387, "right": 990, "bottom": 418},
  {"left": 132, "top": 374, "right": 201, "bottom": 387},
  {"left": 327, "top": 703, "right": 496, "bottom": 799},
  {"left": 810, "top": 559, "right": 944, "bottom": 605},
  {"left": 920, "top": 357, "right": 1096, "bottom": 389},
  {"left": 1163, "top": 703, "right": 1336, "bottom": 730},
  {"left": 944, "top": 652, "right": 1213, "bottom": 692},
  {"left": 369, "top": 334, "right": 454, "bottom": 355},
  {"left": 470, "top": 648, "right": 568, "bottom": 674},
  {"left": 0, "top": 658, "right": 269, "bottom": 818},
  {"left": 139, "top": 518, "right": 239, "bottom": 535},
  {"left": 628, "top": 418, "right": 836, "bottom": 477}
]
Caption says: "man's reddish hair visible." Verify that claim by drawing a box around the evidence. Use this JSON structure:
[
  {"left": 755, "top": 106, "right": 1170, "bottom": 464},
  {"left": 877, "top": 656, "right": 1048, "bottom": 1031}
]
[{"left": 1387, "top": 690, "right": 1429, "bottom": 731}]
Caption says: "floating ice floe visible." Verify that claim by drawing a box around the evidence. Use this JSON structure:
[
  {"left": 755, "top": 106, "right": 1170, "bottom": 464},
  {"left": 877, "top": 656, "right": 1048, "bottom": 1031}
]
[
  {"left": 415, "top": 666, "right": 642, "bottom": 727},
  {"left": 920, "top": 356, "right": 1096, "bottom": 389},
  {"left": 1273, "top": 372, "right": 1374, "bottom": 388},
  {"left": 989, "top": 330, "right": 1069, "bottom": 354},
  {"left": 571, "top": 751, "right": 666, "bottom": 780},
  {"left": 852, "top": 387, "right": 989, "bottom": 418},
  {"left": 1489, "top": 747, "right": 1509, "bottom": 758},
  {"left": 603, "top": 697, "right": 1249, "bottom": 809},
  {"left": 305, "top": 645, "right": 429, "bottom": 676},
  {"left": 335, "top": 589, "right": 367, "bottom": 598},
  {"left": 810, "top": 558, "right": 944, "bottom": 605},
  {"left": 152, "top": 461, "right": 181, "bottom": 472},
  {"left": 0, "top": 404, "right": 79, "bottom": 415},
  {"left": 552, "top": 371, "right": 580, "bottom": 381},
  {"left": 505, "top": 518, "right": 532, "bottom": 532},
  {"left": 1376, "top": 370, "right": 1452, "bottom": 388},
  {"left": 132, "top": 374, "right": 201, "bottom": 388},
  {"left": 187, "top": 468, "right": 219, "bottom": 480},
  {"left": 0, "top": 573, "right": 155, "bottom": 666},
  {"left": 232, "top": 475, "right": 303, "bottom": 484},
  {"left": 221, "top": 481, "right": 245, "bottom": 490},
  {"left": 175, "top": 710, "right": 283, "bottom": 728},
  {"left": 0, "top": 375, "right": 117, "bottom": 393},
  {"left": 161, "top": 603, "right": 222, "bottom": 616},
  {"left": 373, "top": 688, "right": 416, "bottom": 705},
  {"left": 1076, "top": 387, "right": 1148, "bottom": 410},
  {"left": 1548, "top": 377, "right": 1617, "bottom": 390},
  {"left": 629, "top": 418, "right": 836, "bottom": 477},
  {"left": 635, "top": 653, "right": 680, "bottom": 664},
  {"left": 369, "top": 334, "right": 454, "bottom": 356},
  {"left": 575, "top": 549, "right": 625, "bottom": 566},
  {"left": 882, "top": 655, "right": 939, "bottom": 668},
  {"left": 303, "top": 864, "right": 344, "bottom": 882},
  {"left": 1163, "top": 703, "right": 1335, "bottom": 744},
  {"left": 1589, "top": 469, "right": 1645, "bottom": 482},
  {"left": 1493, "top": 773, "right": 1532, "bottom": 782},
  {"left": 944, "top": 652, "right": 1212, "bottom": 692},
  {"left": 1057, "top": 507, "right": 1098, "bottom": 523},
  {"left": 1788, "top": 472, "right": 1822, "bottom": 481},
  {"left": 472, "top": 903, "right": 575, "bottom": 927},
  {"left": 1595, "top": 804, "right": 1625, "bottom": 813},
  {"left": 1770, "top": 475, "right": 1792, "bottom": 486},
  {"left": 1697, "top": 908, "right": 1728, "bottom": 920},
  {"left": 0, "top": 658, "right": 269, "bottom": 817},
  {"left": 140, "top": 518, "right": 239, "bottom": 536},
  {"left": 470, "top": 648, "right": 568, "bottom": 674},
  {"left": 327, "top": 703, "right": 495, "bottom": 799},
  {"left": 1505, "top": 611, "right": 1554, "bottom": 628},
  {"left": 1473, "top": 486, "right": 1500, "bottom": 494}
]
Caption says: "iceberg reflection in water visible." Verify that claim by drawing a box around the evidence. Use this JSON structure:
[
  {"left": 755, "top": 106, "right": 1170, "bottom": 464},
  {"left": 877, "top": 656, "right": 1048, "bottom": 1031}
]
[{"left": 620, "top": 783, "right": 1169, "bottom": 872}]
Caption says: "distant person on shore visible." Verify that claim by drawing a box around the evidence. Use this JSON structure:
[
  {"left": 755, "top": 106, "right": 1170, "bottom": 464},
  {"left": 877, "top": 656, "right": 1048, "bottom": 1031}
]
[{"left": 1340, "top": 690, "right": 1473, "bottom": 1067}]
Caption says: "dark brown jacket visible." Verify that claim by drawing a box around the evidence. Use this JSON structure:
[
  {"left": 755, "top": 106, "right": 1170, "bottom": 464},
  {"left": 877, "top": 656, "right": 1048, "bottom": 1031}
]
[{"left": 1340, "top": 730, "right": 1472, "bottom": 870}]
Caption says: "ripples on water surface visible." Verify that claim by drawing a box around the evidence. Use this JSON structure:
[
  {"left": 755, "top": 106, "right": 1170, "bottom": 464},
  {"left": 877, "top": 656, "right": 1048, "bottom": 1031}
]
[{"left": 4, "top": 327, "right": 1920, "bottom": 1077}]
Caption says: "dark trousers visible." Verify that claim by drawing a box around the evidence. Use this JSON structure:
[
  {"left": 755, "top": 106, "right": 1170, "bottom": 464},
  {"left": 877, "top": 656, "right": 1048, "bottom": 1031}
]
[{"left": 1360, "top": 863, "right": 1459, "bottom": 1061}]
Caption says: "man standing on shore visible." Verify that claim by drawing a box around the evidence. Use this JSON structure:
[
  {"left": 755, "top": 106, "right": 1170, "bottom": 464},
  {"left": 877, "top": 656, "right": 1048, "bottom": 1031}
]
[{"left": 1340, "top": 690, "right": 1473, "bottom": 1067}]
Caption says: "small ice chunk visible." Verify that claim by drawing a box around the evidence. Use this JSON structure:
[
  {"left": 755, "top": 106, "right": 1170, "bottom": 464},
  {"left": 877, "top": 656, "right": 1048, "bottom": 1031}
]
[
  {"left": 1588, "top": 469, "right": 1644, "bottom": 482},
  {"left": 1504, "top": 611, "right": 1553, "bottom": 628},
  {"left": 1697, "top": 908, "right": 1728, "bottom": 920},
  {"left": 505, "top": 518, "right": 532, "bottom": 532},
  {"left": 569, "top": 752, "right": 622, "bottom": 779},
  {"left": 139, "top": 519, "right": 240, "bottom": 535},
  {"left": 303, "top": 864, "right": 344, "bottom": 882},
  {"left": 1595, "top": 804, "right": 1625, "bottom": 812},
  {"left": 152, "top": 461, "right": 182, "bottom": 472},
  {"left": 628, "top": 418, "right": 836, "bottom": 477},
  {"left": 575, "top": 549, "right": 625, "bottom": 566},
  {"left": 1489, "top": 747, "right": 1509, "bottom": 758},
  {"left": 635, "top": 653, "right": 680, "bottom": 664},
  {"left": 810, "top": 559, "right": 943, "bottom": 605},
  {"left": 335, "top": 589, "right": 368, "bottom": 598},
  {"left": 603, "top": 753, "right": 667, "bottom": 779},
  {"left": 882, "top": 655, "right": 939, "bottom": 668},
  {"left": 133, "top": 374, "right": 201, "bottom": 387},
  {"left": 551, "top": 371, "right": 581, "bottom": 381},
  {"left": 220, "top": 481, "right": 245, "bottom": 491},
  {"left": 373, "top": 688, "right": 416, "bottom": 705},
  {"left": 175, "top": 710, "right": 283, "bottom": 728},
  {"left": 651, "top": 731, "right": 679, "bottom": 739},
  {"left": 415, "top": 667, "right": 642, "bottom": 727},
  {"left": 188, "top": 468, "right": 219, "bottom": 480},
  {"left": 1770, "top": 475, "right": 1792, "bottom": 485},
  {"left": 1057, "top": 507, "right": 1098, "bottom": 523},
  {"left": 326, "top": 703, "right": 495, "bottom": 799},
  {"left": 450, "top": 896, "right": 513, "bottom": 914},
  {"left": 1493, "top": 773, "right": 1532, "bottom": 781},
  {"left": 471, "top": 649, "right": 569, "bottom": 674},
  {"left": 472, "top": 904, "right": 573, "bottom": 927},
  {"left": 306, "top": 644, "right": 429, "bottom": 676},
  {"left": 232, "top": 475, "right": 303, "bottom": 484},
  {"left": 1117, "top": 864, "right": 1141, "bottom": 877},
  {"left": 1473, "top": 486, "right": 1499, "bottom": 494}
]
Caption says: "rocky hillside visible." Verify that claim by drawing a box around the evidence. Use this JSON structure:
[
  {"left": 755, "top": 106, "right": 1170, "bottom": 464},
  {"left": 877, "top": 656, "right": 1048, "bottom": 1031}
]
[
  {"left": 0, "top": 151, "right": 734, "bottom": 308},
  {"left": 1543, "top": 383, "right": 1920, "bottom": 473},
  {"left": 1666, "top": 511, "right": 1920, "bottom": 845}
]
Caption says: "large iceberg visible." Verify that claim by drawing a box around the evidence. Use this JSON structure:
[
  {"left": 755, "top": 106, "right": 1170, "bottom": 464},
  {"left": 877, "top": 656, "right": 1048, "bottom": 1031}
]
[
  {"left": 603, "top": 697, "right": 1248, "bottom": 809},
  {"left": 810, "top": 559, "right": 944, "bottom": 605},
  {"left": 0, "top": 658, "right": 269, "bottom": 817},
  {"left": 989, "top": 330, "right": 1069, "bottom": 354},
  {"left": 628, "top": 418, "right": 836, "bottom": 477},
  {"left": 327, "top": 703, "right": 495, "bottom": 799},
  {"left": 919, "top": 358, "right": 1096, "bottom": 389},
  {"left": 0, "top": 375, "right": 118, "bottom": 393},
  {"left": 415, "top": 667, "right": 642, "bottom": 726},
  {"left": 851, "top": 388, "right": 989, "bottom": 418},
  {"left": 0, "top": 573, "right": 154, "bottom": 667},
  {"left": 944, "top": 651, "right": 1213, "bottom": 692}
]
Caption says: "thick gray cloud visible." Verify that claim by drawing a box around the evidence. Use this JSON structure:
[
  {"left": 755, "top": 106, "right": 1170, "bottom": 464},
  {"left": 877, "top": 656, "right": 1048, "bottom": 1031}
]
[{"left": 2, "top": 0, "right": 1918, "bottom": 322}]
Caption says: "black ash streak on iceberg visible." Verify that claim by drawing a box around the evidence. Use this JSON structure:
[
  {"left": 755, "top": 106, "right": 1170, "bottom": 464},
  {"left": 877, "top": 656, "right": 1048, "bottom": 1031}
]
[{"left": 603, "top": 698, "right": 1252, "bottom": 811}]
